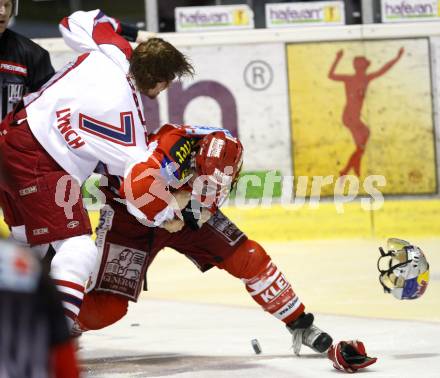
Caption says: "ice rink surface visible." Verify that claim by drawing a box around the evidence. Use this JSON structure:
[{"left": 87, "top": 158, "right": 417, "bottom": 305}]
[
  {"left": 80, "top": 300, "right": 440, "bottom": 378},
  {"left": 79, "top": 239, "right": 440, "bottom": 377}
]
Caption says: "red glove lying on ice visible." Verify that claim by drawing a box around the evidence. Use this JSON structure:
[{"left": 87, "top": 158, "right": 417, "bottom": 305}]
[{"left": 328, "top": 340, "right": 377, "bottom": 373}]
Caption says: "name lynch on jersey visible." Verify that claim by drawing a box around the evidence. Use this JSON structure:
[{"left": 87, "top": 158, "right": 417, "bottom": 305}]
[{"left": 56, "top": 108, "right": 85, "bottom": 149}]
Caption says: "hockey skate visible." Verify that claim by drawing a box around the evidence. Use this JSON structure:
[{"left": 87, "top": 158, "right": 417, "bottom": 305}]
[{"left": 286, "top": 312, "right": 333, "bottom": 356}]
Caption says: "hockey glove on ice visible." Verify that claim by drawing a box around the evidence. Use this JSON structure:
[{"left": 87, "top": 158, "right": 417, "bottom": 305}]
[{"left": 328, "top": 340, "right": 377, "bottom": 373}]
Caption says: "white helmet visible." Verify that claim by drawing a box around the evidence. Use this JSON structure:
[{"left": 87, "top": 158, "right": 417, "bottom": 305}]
[{"left": 377, "top": 238, "right": 429, "bottom": 300}]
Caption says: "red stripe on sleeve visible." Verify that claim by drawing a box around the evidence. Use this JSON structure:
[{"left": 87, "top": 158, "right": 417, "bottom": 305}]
[
  {"left": 60, "top": 17, "right": 70, "bottom": 30},
  {"left": 54, "top": 280, "right": 84, "bottom": 293},
  {"left": 92, "top": 22, "right": 132, "bottom": 59}
]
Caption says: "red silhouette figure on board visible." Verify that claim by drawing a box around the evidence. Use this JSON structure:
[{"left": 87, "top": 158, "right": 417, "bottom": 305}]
[{"left": 328, "top": 47, "right": 404, "bottom": 177}]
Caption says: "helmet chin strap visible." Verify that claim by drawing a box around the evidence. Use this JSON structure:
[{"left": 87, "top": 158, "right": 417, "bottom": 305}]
[{"left": 377, "top": 247, "right": 413, "bottom": 293}]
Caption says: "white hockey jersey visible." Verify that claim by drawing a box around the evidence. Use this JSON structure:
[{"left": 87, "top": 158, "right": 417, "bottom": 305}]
[{"left": 23, "top": 10, "right": 151, "bottom": 184}]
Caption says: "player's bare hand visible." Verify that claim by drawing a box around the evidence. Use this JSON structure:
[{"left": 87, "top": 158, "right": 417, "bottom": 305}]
[
  {"left": 397, "top": 47, "right": 404, "bottom": 58},
  {"left": 161, "top": 218, "right": 185, "bottom": 233},
  {"left": 172, "top": 190, "right": 191, "bottom": 211},
  {"left": 336, "top": 49, "right": 344, "bottom": 59}
]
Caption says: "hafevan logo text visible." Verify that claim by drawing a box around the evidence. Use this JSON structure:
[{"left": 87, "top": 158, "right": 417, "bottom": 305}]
[
  {"left": 381, "top": 0, "right": 438, "bottom": 22},
  {"left": 265, "top": 1, "right": 345, "bottom": 28},
  {"left": 175, "top": 5, "right": 254, "bottom": 32}
]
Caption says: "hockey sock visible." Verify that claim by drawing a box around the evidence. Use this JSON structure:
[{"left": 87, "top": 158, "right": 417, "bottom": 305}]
[
  {"left": 244, "top": 260, "right": 305, "bottom": 323},
  {"left": 217, "top": 239, "right": 305, "bottom": 324},
  {"left": 53, "top": 279, "right": 84, "bottom": 330},
  {"left": 77, "top": 291, "right": 128, "bottom": 331},
  {"left": 50, "top": 235, "right": 98, "bottom": 329}
]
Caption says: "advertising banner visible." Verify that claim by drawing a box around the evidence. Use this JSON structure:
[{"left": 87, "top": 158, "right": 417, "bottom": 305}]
[
  {"left": 287, "top": 38, "right": 436, "bottom": 195},
  {"left": 381, "top": 0, "right": 439, "bottom": 23},
  {"left": 266, "top": 1, "right": 345, "bottom": 28},
  {"left": 142, "top": 43, "right": 291, "bottom": 175},
  {"left": 175, "top": 5, "right": 254, "bottom": 32}
]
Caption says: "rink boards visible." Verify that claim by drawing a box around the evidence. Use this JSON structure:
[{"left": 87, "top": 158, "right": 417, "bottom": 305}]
[{"left": 2, "top": 198, "right": 440, "bottom": 240}]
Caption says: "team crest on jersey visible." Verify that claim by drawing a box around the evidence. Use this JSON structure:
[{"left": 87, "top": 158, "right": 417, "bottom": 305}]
[
  {"left": 79, "top": 112, "right": 136, "bottom": 146},
  {"left": 96, "top": 242, "right": 148, "bottom": 301}
]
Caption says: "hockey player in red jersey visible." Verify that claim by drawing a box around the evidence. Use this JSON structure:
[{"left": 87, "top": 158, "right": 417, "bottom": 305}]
[
  {"left": 0, "top": 10, "right": 193, "bottom": 330},
  {"left": 76, "top": 124, "right": 378, "bottom": 369},
  {"left": 74, "top": 124, "right": 334, "bottom": 356}
]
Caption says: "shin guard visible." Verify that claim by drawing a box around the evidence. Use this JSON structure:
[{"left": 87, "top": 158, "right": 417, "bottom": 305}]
[
  {"left": 244, "top": 261, "right": 305, "bottom": 323},
  {"left": 219, "top": 240, "right": 305, "bottom": 324}
]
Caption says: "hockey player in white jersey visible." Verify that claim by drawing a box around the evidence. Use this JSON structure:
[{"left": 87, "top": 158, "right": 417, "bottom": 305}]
[{"left": 0, "top": 9, "right": 193, "bottom": 329}]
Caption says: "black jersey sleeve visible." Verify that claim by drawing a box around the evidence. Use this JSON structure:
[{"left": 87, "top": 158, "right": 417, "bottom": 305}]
[
  {"left": 27, "top": 46, "right": 55, "bottom": 93},
  {"left": 120, "top": 22, "right": 139, "bottom": 42}
]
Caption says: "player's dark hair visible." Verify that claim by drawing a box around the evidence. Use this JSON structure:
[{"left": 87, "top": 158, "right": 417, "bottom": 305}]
[{"left": 129, "top": 38, "right": 194, "bottom": 92}]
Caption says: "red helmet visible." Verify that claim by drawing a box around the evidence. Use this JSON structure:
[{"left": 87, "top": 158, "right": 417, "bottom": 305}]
[{"left": 194, "top": 131, "right": 243, "bottom": 206}]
